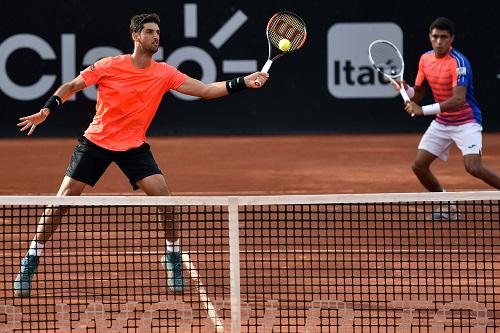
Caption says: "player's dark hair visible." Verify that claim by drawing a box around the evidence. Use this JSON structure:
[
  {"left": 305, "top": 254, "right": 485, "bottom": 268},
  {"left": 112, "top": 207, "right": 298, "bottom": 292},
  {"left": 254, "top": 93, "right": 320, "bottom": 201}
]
[
  {"left": 429, "top": 17, "right": 455, "bottom": 36},
  {"left": 130, "top": 13, "right": 160, "bottom": 34}
]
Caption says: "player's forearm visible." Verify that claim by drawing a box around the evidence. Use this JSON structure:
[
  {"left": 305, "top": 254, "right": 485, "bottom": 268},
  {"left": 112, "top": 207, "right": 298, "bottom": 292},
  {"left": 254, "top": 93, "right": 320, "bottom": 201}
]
[
  {"left": 178, "top": 74, "right": 260, "bottom": 99},
  {"left": 50, "top": 76, "right": 87, "bottom": 103},
  {"left": 53, "top": 82, "right": 80, "bottom": 102},
  {"left": 437, "top": 85, "right": 467, "bottom": 113},
  {"left": 439, "top": 95, "right": 466, "bottom": 113},
  {"left": 199, "top": 81, "right": 230, "bottom": 100},
  {"left": 200, "top": 77, "right": 252, "bottom": 99},
  {"left": 411, "top": 86, "right": 426, "bottom": 103},
  {"left": 202, "top": 75, "right": 257, "bottom": 99},
  {"left": 177, "top": 78, "right": 230, "bottom": 100}
]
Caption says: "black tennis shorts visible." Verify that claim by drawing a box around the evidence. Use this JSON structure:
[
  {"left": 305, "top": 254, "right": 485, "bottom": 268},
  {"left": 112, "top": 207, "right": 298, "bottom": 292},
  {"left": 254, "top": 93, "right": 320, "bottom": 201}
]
[{"left": 65, "top": 136, "right": 162, "bottom": 190}]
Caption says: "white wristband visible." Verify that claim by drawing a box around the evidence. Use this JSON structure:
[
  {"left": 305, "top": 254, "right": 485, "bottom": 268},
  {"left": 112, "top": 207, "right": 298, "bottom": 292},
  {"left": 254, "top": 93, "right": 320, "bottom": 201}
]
[
  {"left": 405, "top": 86, "right": 415, "bottom": 98},
  {"left": 422, "top": 103, "right": 441, "bottom": 115}
]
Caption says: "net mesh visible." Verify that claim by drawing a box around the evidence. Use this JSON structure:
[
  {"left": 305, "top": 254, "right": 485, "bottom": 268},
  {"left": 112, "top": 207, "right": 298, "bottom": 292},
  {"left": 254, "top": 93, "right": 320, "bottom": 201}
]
[
  {"left": 239, "top": 199, "right": 499, "bottom": 331},
  {"left": 0, "top": 193, "right": 499, "bottom": 332},
  {"left": 1, "top": 200, "right": 231, "bottom": 332}
]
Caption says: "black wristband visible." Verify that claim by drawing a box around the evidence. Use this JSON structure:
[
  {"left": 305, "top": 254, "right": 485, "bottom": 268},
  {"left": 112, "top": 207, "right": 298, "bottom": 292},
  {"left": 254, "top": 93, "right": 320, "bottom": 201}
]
[
  {"left": 226, "top": 76, "right": 247, "bottom": 94},
  {"left": 43, "top": 95, "right": 62, "bottom": 112}
]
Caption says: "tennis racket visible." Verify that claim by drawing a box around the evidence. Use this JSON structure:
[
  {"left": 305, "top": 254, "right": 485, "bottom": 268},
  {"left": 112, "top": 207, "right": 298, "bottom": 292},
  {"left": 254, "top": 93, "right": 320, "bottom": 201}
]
[
  {"left": 368, "top": 39, "right": 410, "bottom": 103},
  {"left": 254, "top": 11, "right": 307, "bottom": 86}
]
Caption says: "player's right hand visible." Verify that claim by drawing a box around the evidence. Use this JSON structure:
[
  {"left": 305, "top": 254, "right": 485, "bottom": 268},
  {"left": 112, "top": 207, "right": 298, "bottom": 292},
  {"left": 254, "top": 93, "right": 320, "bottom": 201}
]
[
  {"left": 17, "top": 108, "right": 50, "bottom": 135},
  {"left": 248, "top": 72, "right": 270, "bottom": 88},
  {"left": 404, "top": 101, "right": 423, "bottom": 117}
]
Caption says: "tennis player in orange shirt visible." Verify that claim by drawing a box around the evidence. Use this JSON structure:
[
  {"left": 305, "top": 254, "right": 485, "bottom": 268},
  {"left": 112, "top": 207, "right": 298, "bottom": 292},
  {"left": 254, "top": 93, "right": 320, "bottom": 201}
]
[
  {"left": 14, "top": 13, "right": 269, "bottom": 297},
  {"left": 399, "top": 17, "right": 500, "bottom": 219}
]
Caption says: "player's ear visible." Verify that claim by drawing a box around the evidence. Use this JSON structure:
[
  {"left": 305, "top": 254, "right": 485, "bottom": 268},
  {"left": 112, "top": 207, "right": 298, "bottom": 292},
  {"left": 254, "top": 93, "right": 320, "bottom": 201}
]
[{"left": 131, "top": 31, "right": 139, "bottom": 42}]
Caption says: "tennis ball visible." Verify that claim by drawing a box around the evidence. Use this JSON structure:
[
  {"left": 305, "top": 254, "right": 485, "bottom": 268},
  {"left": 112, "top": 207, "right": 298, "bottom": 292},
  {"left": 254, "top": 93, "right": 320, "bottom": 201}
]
[{"left": 278, "top": 38, "right": 291, "bottom": 52}]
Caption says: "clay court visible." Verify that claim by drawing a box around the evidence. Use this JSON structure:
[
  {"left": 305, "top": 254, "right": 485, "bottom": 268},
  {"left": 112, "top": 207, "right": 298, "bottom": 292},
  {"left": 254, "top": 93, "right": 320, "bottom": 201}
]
[
  {"left": 1, "top": 134, "right": 499, "bottom": 332},
  {"left": 2, "top": 133, "right": 500, "bottom": 195}
]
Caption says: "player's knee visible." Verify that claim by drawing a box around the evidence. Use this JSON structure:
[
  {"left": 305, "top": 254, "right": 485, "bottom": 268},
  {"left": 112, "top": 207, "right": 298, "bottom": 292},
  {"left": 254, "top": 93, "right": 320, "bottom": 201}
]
[
  {"left": 465, "top": 163, "right": 483, "bottom": 177},
  {"left": 411, "top": 161, "right": 427, "bottom": 175}
]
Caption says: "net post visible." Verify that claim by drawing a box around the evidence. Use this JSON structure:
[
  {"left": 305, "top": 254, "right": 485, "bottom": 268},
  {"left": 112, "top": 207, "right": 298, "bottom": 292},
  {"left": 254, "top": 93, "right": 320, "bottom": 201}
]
[{"left": 228, "top": 196, "right": 241, "bottom": 333}]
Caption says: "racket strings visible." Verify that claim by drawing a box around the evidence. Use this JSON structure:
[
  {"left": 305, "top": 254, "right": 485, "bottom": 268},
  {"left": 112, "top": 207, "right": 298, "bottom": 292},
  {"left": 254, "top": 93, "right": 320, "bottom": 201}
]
[
  {"left": 369, "top": 43, "right": 404, "bottom": 77},
  {"left": 267, "top": 13, "right": 306, "bottom": 51}
]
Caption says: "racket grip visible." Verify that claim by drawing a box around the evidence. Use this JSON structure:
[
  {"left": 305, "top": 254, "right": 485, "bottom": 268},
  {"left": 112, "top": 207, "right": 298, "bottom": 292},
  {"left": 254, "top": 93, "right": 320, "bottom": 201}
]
[
  {"left": 399, "top": 86, "right": 410, "bottom": 103},
  {"left": 261, "top": 60, "right": 273, "bottom": 74},
  {"left": 255, "top": 60, "right": 273, "bottom": 87},
  {"left": 398, "top": 87, "right": 415, "bottom": 117}
]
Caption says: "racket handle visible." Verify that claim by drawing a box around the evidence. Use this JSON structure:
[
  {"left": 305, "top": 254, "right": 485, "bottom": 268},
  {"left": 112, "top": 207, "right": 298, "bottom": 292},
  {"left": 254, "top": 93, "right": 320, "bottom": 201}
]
[
  {"left": 261, "top": 60, "right": 273, "bottom": 73},
  {"left": 398, "top": 86, "right": 415, "bottom": 117},
  {"left": 255, "top": 60, "right": 273, "bottom": 87},
  {"left": 399, "top": 86, "right": 410, "bottom": 103}
]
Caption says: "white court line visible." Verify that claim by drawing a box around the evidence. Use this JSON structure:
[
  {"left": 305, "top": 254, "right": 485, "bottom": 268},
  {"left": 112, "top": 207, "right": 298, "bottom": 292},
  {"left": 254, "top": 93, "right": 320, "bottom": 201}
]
[{"left": 182, "top": 252, "right": 225, "bottom": 332}]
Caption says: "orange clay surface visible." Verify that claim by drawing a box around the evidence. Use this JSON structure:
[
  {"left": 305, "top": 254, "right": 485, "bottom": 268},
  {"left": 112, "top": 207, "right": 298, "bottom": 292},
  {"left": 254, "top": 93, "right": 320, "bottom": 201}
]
[{"left": 1, "top": 133, "right": 500, "bottom": 195}]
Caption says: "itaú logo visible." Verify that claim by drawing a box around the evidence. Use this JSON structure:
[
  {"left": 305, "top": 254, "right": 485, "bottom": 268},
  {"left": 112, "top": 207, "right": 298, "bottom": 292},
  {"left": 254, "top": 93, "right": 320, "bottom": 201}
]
[
  {"left": 327, "top": 22, "right": 403, "bottom": 99},
  {"left": 0, "top": 4, "right": 256, "bottom": 102}
]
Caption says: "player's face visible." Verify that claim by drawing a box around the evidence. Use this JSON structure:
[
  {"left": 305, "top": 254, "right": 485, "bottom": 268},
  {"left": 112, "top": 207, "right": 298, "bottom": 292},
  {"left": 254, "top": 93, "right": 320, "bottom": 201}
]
[
  {"left": 135, "top": 22, "right": 160, "bottom": 55},
  {"left": 429, "top": 28, "right": 454, "bottom": 58}
]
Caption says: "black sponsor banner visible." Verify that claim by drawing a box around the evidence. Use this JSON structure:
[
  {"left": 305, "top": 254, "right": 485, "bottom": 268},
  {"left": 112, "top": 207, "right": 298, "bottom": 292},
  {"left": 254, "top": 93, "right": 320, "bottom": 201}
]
[{"left": 1, "top": 1, "right": 499, "bottom": 137}]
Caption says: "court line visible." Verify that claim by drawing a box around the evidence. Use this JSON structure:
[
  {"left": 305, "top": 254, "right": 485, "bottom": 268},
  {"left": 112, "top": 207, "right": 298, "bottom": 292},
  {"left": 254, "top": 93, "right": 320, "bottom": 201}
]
[{"left": 182, "top": 252, "right": 225, "bottom": 332}]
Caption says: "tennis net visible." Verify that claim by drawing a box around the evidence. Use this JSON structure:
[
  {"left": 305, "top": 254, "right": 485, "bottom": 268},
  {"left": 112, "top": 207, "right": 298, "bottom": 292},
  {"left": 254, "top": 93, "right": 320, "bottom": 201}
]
[{"left": 0, "top": 192, "right": 499, "bottom": 332}]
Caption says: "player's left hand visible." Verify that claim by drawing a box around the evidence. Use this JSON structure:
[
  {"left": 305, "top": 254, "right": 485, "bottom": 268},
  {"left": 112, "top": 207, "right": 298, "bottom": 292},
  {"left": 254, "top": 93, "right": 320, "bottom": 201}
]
[
  {"left": 245, "top": 72, "right": 269, "bottom": 88},
  {"left": 392, "top": 79, "right": 408, "bottom": 91},
  {"left": 17, "top": 109, "right": 50, "bottom": 135},
  {"left": 404, "top": 101, "right": 423, "bottom": 117}
]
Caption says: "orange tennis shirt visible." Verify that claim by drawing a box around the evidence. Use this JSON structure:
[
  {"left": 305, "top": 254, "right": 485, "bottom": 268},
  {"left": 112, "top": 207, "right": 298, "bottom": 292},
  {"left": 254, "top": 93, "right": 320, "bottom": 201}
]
[
  {"left": 80, "top": 55, "right": 188, "bottom": 151},
  {"left": 415, "top": 48, "right": 481, "bottom": 126}
]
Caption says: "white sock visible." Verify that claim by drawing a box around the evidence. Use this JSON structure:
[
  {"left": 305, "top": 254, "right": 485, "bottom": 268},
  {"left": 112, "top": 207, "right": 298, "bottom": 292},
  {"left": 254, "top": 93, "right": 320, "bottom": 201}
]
[
  {"left": 28, "top": 241, "right": 44, "bottom": 257},
  {"left": 166, "top": 239, "right": 180, "bottom": 253}
]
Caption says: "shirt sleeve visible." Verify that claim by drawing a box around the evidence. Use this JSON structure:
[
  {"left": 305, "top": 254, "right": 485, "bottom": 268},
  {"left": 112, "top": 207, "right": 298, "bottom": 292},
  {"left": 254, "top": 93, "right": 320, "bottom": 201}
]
[
  {"left": 161, "top": 63, "right": 189, "bottom": 90},
  {"left": 414, "top": 55, "right": 426, "bottom": 87},
  {"left": 453, "top": 58, "right": 470, "bottom": 87},
  {"left": 80, "top": 57, "right": 113, "bottom": 87}
]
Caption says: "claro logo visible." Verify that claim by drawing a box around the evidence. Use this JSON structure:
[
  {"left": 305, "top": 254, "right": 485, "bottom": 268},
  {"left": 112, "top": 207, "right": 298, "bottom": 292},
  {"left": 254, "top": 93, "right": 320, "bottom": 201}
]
[
  {"left": 327, "top": 22, "right": 403, "bottom": 99},
  {"left": 0, "top": 4, "right": 256, "bottom": 102}
]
